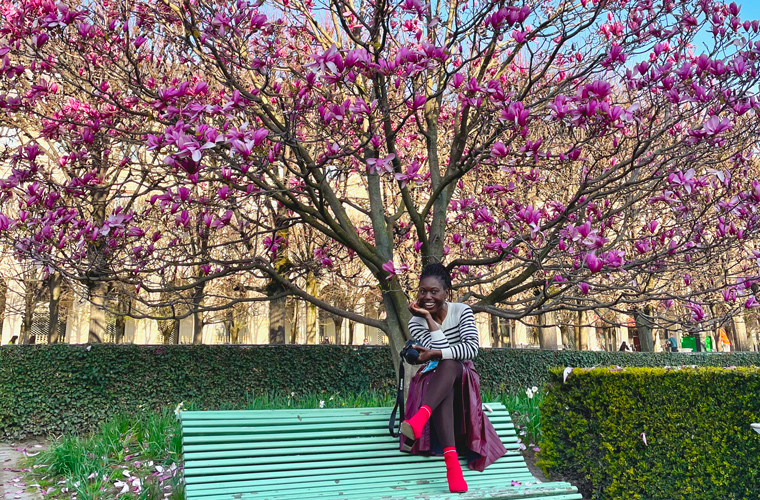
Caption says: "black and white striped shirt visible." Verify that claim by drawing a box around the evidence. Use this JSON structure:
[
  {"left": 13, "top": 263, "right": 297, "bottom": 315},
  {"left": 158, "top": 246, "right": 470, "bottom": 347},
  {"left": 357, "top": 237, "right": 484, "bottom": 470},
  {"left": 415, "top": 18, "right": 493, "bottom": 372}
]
[{"left": 408, "top": 302, "right": 479, "bottom": 360}]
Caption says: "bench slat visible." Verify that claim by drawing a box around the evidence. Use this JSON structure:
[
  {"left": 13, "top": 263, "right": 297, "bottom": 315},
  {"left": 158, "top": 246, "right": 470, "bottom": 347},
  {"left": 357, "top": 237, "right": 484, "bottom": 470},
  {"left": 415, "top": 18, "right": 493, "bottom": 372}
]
[
  {"left": 183, "top": 455, "right": 531, "bottom": 485},
  {"left": 182, "top": 420, "right": 515, "bottom": 435},
  {"left": 195, "top": 478, "right": 577, "bottom": 500},
  {"left": 184, "top": 441, "right": 521, "bottom": 460},
  {"left": 185, "top": 462, "right": 532, "bottom": 492},
  {"left": 183, "top": 434, "right": 519, "bottom": 471},
  {"left": 181, "top": 414, "right": 514, "bottom": 427},
  {"left": 184, "top": 452, "right": 529, "bottom": 477}
]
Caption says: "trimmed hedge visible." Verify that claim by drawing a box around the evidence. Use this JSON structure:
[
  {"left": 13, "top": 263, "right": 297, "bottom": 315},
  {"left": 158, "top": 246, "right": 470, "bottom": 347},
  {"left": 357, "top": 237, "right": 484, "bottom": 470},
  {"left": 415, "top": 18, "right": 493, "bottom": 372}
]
[
  {"left": 539, "top": 367, "right": 760, "bottom": 500},
  {"left": 1, "top": 344, "right": 760, "bottom": 439},
  {"left": 0, "top": 344, "right": 393, "bottom": 440}
]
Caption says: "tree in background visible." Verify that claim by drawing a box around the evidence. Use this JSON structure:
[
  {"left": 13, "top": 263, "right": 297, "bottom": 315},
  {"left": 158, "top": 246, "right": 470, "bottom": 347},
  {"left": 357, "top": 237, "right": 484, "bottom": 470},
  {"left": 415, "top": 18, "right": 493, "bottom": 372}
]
[{"left": 1, "top": 0, "right": 760, "bottom": 360}]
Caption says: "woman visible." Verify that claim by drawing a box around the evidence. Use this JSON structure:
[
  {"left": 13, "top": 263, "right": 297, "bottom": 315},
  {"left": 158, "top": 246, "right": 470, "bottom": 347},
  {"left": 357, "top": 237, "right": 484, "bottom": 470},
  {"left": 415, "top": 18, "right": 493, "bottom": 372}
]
[
  {"left": 400, "top": 263, "right": 506, "bottom": 493},
  {"left": 619, "top": 341, "right": 631, "bottom": 352}
]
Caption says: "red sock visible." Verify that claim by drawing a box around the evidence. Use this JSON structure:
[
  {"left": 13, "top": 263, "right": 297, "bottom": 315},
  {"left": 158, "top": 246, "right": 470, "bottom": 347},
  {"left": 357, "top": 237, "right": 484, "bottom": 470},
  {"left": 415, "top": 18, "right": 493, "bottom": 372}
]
[
  {"left": 404, "top": 405, "right": 432, "bottom": 439},
  {"left": 444, "top": 447, "right": 468, "bottom": 493}
]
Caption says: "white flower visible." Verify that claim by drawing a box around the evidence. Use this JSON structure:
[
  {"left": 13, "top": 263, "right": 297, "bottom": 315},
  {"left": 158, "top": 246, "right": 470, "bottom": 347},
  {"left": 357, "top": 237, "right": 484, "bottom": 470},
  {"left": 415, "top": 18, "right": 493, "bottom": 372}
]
[
  {"left": 526, "top": 388, "right": 534, "bottom": 399},
  {"left": 531, "top": 386, "right": 538, "bottom": 393},
  {"left": 173, "top": 402, "right": 184, "bottom": 418},
  {"left": 319, "top": 400, "right": 325, "bottom": 408}
]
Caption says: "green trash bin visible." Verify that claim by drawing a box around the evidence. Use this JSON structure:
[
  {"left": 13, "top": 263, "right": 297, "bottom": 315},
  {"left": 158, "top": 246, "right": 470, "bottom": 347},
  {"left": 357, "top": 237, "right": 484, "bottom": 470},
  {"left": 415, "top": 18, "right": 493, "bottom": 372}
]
[
  {"left": 681, "top": 335, "right": 713, "bottom": 352},
  {"left": 681, "top": 336, "right": 695, "bottom": 352}
]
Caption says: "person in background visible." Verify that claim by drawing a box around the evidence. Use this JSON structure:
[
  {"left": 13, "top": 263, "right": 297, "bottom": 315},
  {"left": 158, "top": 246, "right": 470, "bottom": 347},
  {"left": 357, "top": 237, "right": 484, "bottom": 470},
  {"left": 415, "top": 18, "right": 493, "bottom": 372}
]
[
  {"left": 363, "top": 337, "right": 370, "bottom": 345},
  {"left": 619, "top": 341, "right": 632, "bottom": 352},
  {"left": 665, "top": 336, "right": 678, "bottom": 352},
  {"left": 320, "top": 336, "right": 330, "bottom": 345},
  {"left": 718, "top": 328, "right": 731, "bottom": 352}
]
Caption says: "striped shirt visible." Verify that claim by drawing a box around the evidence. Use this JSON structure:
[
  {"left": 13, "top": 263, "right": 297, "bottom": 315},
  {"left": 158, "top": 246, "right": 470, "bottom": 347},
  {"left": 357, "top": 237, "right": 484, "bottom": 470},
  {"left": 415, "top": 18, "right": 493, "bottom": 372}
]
[{"left": 408, "top": 302, "right": 479, "bottom": 360}]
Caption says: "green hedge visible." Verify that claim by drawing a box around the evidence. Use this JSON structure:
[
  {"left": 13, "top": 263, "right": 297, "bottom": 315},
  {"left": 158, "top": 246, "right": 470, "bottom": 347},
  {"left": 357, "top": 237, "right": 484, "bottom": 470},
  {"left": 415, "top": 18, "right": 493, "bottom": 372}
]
[
  {"left": 539, "top": 367, "right": 760, "bottom": 500},
  {"left": 1, "top": 344, "right": 760, "bottom": 439},
  {"left": 0, "top": 344, "right": 393, "bottom": 440}
]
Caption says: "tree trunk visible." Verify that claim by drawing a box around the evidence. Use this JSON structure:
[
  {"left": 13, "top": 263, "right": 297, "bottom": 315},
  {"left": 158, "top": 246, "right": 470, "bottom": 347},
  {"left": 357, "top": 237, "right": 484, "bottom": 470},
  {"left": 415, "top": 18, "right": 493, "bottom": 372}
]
[
  {"left": 348, "top": 320, "right": 355, "bottom": 345},
  {"left": 490, "top": 315, "right": 501, "bottom": 347},
  {"left": 114, "top": 315, "right": 125, "bottom": 344},
  {"left": 0, "top": 279, "right": 6, "bottom": 341},
  {"left": 191, "top": 281, "right": 206, "bottom": 344},
  {"left": 335, "top": 317, "right": 345, "bottom": 345},
  {"left": 560, "top": 323, "right": 572, "bottom": 350},
  {"left": 269, "top": 295, "right": 286, "bottom": 344},
  {"left": 634, "top": 306, "right": 654, "bottom": 352},
  {"left": 732, "top": 313, "right": 749, "bottom": 351},
  {"left": 193, "top": 310, "right": 204, "bottom": 344},
  {"left": 158, "top": 316, "right": 177, "bottom": 345},
  {"left": 20, "top": 279, "right": 36, "bottom": 344},
  {"left": 285, "top": 297, "right": 296, "bottom": 344},
  {"left": 305, "top": 273, "right": 318, "bottom": 344},
  {"left": 500, "top": 319, "right": 511, "bottom": 347},
  {"left": 88, "top": 281, "right": 108, "bottom": 343},
  {"left": 381, "top": 286, "right": 412, "bottom": 380},
  {"left": 48, "top": 273, "right": 62, "bottom": 344},
  {"left": 578, "top": 310, "right": 590, "bottom": 351},
  {"left": 289, "top": 299, "right": 299, "bottom": 344},
  {"left": 538, "top": 311, "right": 559, "bottom": 350}
]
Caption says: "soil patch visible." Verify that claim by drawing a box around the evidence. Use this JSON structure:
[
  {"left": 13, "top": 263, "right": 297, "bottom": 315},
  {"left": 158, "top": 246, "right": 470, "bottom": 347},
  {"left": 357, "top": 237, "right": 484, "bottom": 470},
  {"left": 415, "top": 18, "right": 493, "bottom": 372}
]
[{"left": 0, "top": 441, "right": 47, "bottom": 500}]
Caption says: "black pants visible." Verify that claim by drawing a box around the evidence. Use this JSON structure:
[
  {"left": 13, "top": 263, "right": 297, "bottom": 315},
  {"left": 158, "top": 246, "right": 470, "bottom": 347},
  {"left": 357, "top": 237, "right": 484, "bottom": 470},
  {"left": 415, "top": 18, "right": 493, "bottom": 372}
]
[{"left": 420, "top": 359, "right": 463, "bottom": 449}]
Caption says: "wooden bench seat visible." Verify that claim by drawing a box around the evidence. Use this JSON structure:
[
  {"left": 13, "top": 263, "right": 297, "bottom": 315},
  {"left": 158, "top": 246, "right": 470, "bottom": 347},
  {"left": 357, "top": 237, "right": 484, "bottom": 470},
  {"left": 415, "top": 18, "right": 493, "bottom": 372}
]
[{"left": 179, "top": 403, "right": 581, "bottom": 500}]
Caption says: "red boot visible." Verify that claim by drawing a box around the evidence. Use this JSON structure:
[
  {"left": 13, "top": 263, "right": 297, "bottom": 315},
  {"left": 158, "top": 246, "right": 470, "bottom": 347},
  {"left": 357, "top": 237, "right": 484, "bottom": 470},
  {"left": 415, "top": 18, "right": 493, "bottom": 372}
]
[
  {"left": 400, "top": 404, "right": 431, "bottom": 441},
  {"left": 444, "top": 447, "right": 468, "bottom": 493}
]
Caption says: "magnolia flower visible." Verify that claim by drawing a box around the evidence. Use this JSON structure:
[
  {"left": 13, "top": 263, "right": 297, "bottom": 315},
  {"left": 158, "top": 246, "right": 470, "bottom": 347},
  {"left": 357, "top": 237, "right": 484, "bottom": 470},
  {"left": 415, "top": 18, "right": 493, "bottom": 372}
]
[
  {"left": 381, "top": 260, "right": 409, "bottom": 280},
  {"left": 366, "top": 154, "right": 396, "bottom": 175}
]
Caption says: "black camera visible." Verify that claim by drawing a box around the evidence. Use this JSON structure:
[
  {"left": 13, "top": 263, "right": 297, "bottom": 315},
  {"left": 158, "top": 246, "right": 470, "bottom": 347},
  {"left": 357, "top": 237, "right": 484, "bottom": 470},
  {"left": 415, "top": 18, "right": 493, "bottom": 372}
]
[{"left": 400, "top": 339, "right": 421, "bottom": 364}]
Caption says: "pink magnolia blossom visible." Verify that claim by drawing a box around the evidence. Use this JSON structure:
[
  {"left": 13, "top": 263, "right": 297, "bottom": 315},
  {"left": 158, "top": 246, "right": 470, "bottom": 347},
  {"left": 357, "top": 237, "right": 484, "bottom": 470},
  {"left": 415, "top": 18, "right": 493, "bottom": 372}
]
[
  {"left": 366, "top": 154, "right": 396, "bottom": 175},
  {"left": 381, "top": 260, "right": 409, "bottom": 280}
]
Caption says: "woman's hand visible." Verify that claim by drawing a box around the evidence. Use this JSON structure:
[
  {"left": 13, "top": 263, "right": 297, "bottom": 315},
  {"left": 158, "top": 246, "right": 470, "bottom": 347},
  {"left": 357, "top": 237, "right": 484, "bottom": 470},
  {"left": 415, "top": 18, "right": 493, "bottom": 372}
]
[
  {"left": 413, "top": 345, "right": 441, "bottom": 363},
  {"left": 408, "top": 300, "right": 430, "bottom": 318}
]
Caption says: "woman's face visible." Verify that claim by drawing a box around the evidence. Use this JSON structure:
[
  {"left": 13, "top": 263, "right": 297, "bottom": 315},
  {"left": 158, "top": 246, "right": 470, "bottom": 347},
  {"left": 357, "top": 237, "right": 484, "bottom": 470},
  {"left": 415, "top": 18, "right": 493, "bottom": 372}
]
[{"left": 417, "top": 276, "right": 448, "bottom": 315}]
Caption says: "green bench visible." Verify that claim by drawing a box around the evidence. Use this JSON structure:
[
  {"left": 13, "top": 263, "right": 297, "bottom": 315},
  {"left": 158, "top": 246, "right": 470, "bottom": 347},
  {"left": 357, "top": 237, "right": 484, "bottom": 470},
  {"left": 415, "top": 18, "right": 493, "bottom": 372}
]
[{"left": 179, "top": 403, "right": 581, "bottom": 500}]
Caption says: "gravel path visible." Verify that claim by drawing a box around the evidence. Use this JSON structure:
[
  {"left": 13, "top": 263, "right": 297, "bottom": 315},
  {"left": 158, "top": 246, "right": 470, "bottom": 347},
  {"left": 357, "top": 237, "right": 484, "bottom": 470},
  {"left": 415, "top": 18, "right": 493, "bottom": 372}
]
[{"left": 0, "top": 443, "right": 45, "bottom": 500}]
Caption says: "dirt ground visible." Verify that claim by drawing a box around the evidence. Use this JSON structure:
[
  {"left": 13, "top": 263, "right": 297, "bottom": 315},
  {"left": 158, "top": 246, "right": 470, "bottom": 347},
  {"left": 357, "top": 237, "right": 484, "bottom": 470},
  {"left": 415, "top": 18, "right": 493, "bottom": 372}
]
[
  {"left": 0, "top": 441, "right": 46, "bottom": 500},
  {"left": 521, "top": 448, "right": 549, "bottom": 482}
]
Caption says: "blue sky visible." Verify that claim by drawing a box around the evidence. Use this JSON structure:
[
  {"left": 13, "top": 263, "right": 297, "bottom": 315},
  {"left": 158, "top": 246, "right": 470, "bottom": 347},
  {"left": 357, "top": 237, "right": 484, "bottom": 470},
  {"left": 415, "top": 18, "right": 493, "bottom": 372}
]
[
  {"left": 736, "top": 1, "right": 760, "bottom": 19},
  {"left": 691, "top": 1, "right": 760, "bottom": 52}
]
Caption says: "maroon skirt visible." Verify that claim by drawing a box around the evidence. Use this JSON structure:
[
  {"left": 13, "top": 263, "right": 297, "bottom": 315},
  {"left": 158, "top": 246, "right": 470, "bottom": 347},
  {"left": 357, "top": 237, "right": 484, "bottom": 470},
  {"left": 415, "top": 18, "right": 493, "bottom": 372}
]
[{"left": 399, "top": 359, "right": 506, "bottom": 471}]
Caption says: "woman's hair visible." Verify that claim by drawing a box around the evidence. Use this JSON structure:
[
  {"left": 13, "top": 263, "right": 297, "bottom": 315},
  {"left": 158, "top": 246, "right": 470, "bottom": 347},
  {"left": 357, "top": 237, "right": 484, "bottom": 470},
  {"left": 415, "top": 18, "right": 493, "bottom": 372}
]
[{"left": 420, "top": 263, "right": 452, "bottom": 291}]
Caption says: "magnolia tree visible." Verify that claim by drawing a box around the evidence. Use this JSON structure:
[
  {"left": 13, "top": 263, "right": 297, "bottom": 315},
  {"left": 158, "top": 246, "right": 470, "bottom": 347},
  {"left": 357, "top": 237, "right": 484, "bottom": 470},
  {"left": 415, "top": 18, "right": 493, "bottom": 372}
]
[{"left": 2, "top": 0, "right": 760, "bottom": 356}]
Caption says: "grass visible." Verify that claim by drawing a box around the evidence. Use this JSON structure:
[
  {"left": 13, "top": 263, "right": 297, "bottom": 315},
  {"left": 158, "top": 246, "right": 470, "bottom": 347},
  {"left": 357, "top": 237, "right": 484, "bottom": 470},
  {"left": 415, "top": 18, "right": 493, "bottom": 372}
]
[
  {"left": 23, "top": 389, "right": 543, "bottom": 499},
  {"left": 27, "top": 410, "right": 184, "bottom": 500},
  {"left": 481, "top": 387, "right": 544, "bottom": 451}
]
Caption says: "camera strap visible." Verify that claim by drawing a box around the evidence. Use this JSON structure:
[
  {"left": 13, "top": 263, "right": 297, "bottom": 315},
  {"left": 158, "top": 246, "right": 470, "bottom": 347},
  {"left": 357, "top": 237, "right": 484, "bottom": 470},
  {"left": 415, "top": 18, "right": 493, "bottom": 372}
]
[{"left": 388, "top": 357, "right": 405, "bottom": 438}]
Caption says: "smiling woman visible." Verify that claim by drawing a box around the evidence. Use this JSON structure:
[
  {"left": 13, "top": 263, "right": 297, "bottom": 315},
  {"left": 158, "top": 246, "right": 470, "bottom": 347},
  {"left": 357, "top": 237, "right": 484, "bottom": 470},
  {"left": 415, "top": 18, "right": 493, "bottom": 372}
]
[{"left": 400, "top": 263, "right": 505, "bottom": 493}]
